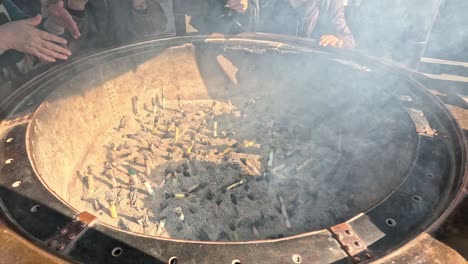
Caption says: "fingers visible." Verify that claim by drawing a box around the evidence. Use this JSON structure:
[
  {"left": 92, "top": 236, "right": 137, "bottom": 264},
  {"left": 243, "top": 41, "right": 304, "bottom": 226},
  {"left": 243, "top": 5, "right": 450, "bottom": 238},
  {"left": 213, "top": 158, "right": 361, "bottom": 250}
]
[
  {"left": 34, "top": 39, "right": 71, "bottom": 62},
  {"left": 42, "top": 41, "right": 71, "bottom": 57},
  {"left": 319, "top": 36, "right": 330, "bottom": 46},
  {"left": 28, "top": 40, "right": 70, "bottom": 62},
  {"left": 24, "top": 14, "right": 42, "bottom": 27},
  {"left": 40, "top": 31, "right": 68, "bottom": 45},
  {"left": 39, "top": 46, "right": 68, "bottom": 60},
  {"left": 32, "top": 51, "right": 56, "bottom": 63},
  {"left": 330, "top": 39, "right": 343, "bottom": 48},
  {"left": 48, "top": 0, "right": 81, "bottom": 39},
  {"left": 60, "top": 11, "right": 81, "bottom": 39},
  {"left": 322, "top": 37, "right": 334, "bottom": 47},
  {"left": 24, "top": 28, "right": 71, "bottom": 62},
  {"left": 319, "top": 35, "right": 340, "bottom": 47}
]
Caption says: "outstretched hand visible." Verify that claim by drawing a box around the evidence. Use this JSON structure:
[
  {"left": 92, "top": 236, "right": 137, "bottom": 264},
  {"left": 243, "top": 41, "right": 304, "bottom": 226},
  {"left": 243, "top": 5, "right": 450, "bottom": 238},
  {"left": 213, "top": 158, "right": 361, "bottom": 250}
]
[
  {"left": 226, "top": 0, "right": 249, "bottom": 13},
  {"left": 0, "top": 15, "right": 71, "bottom": 62},
  {"left": 319, "top": 35, "right": 344, "bottom": 48},
  {"left": 47, "top": 0, "right": 81, "bottom": 39}
]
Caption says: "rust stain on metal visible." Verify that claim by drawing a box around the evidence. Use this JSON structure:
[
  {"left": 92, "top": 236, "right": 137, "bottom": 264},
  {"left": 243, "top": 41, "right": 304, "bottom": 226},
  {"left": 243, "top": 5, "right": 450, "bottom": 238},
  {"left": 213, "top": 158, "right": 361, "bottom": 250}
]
[
  {"left": 330, "top": 222, "right": 373, "bottom": 263},
  {"left": 45, "top": 211, "right": 97, "bottom": 254}
]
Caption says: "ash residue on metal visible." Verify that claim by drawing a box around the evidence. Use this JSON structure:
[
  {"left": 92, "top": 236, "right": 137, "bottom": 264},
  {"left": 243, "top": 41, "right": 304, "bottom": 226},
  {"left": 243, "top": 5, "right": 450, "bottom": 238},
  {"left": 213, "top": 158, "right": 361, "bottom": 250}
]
[{"left": 72, "top": 83, "right": 416, "bottom": 242}]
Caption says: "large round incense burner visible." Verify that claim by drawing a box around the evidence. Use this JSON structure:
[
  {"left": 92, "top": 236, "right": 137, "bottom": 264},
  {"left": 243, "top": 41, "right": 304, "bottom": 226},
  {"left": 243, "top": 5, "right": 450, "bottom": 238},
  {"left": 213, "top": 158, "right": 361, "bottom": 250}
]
[{"left": 0, "top": 35, "right": 466, "bottom": 263}]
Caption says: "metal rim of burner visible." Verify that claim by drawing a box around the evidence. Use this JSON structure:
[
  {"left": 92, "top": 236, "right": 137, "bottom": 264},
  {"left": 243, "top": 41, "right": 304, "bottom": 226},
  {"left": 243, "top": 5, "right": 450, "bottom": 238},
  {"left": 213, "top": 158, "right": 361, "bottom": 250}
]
[{"left": 0, "top": 34, "right": 466, "bottom": 264}]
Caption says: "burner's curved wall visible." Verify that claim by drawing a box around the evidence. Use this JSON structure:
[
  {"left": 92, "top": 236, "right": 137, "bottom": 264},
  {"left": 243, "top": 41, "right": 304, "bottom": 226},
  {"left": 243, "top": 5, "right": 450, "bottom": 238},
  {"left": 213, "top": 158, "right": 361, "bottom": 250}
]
[{"left": 28, "top": 40, "right": 418, "bottom": 240}]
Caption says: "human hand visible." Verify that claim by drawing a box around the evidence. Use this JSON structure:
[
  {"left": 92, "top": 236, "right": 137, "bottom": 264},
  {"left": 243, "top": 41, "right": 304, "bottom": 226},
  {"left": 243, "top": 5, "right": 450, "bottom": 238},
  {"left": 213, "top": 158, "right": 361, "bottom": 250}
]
[
  {"left": 68, "top": 0, "right": 89, "bottom": 10},
  {"left": 319, "top": 35, "right": 344, "bottom": 48},
  {"left": 226, "top": 0, "right": 249, "bottom": 13},
  {"left": 47, "top": 0, "right": 81, "bottom": 39},
  {"left": 0, "top": 15, "right": 71, "bottom": 62}
]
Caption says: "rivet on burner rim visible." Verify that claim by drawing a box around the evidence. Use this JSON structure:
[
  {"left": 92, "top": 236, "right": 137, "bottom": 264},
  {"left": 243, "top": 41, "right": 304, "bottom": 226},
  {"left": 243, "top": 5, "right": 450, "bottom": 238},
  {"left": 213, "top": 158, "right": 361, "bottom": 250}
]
[
  {"left": 68, "top": 233, "right": 76, "bottom": 240},
  {"left": 48, "top": 240, "right": 57, "bottom": 247},
  {"left": 333, "top": 233, "right": 343, "bottom": 240},
  {"left": 80, "top": 222, "right": 87, "bottom": 228},
  {"left": 60, "top": 228, "right": 68, "bottom": 235},
  {"left": 57, "top": 244, "right": 65, "bottom": 251},
  {"left": 364, "top": 253, "right": 372, "bottom": 259},
  {"left": 353, "top": 257, "right": 361, "bottom": 263}
]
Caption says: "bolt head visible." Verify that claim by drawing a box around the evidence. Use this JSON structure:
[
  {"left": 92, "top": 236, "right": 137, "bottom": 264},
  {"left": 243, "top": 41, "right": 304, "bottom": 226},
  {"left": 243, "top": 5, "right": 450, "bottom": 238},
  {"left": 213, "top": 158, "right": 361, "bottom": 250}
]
[
  {"left": 68, "top": 233, "right": 76, "bottom": 240},
  {"left": 57, "top": 244, "right": 65, "bottom": 251},
  {"left": 364, "top": 253, "right": 372, "bottom": 259},
  {"left": 80, "top": 222, "right": 87, "bottom": 228},
  {"left": 48, "top": 240, "right": 57, "bottom": 247},
  {"left": 60, "top": 228, "right": 68, "bottom": 235},
  {"left": 353, "top": 257, "right": 361, "bottom": 263}
]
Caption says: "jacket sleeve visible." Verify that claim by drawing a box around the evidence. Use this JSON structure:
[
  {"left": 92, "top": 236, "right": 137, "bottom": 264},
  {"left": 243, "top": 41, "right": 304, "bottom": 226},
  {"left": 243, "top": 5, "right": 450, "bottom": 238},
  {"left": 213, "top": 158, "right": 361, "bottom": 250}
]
[
  {"left": 328, "top": 0, "right": 355, "bottom": 48},
  {"left": 186, "top": 0, "right": 258, "bottom": 34},
  {"left": 3, "top": 0, "right": 28, "bottom": 21}
]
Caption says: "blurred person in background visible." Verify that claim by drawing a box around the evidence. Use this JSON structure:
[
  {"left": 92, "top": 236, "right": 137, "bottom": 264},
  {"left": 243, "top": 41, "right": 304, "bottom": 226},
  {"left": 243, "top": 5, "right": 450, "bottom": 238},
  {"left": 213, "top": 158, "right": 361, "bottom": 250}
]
[
  {"left": 183, "top": 0, "right": 259, "bottom": 35},
  {"left": 183, "top": 0, "right": 355, "bottom": 48},
  {"left": 40, "top": 0, "right": 168, "bottom": 51}
]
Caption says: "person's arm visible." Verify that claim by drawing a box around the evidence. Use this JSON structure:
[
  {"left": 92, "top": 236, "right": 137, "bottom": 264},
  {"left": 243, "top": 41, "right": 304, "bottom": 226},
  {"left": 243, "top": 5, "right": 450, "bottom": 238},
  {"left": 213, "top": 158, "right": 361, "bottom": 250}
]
[
  {"left": 66, "top": 0, "right": 89, "bottom": 40},
  {"left": 42, "top": 0, "right": 84, "bottom": 39},
  {"left": 0, "top": 15, "right": 71, "bottom": 62},
  {"left": 320, "top": 0, "right": 355, "bottom": 48}
]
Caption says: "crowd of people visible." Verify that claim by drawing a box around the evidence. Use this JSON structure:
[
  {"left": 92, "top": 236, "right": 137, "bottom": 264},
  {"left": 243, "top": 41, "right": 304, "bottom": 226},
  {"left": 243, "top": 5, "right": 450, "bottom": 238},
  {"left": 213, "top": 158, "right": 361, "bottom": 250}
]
[{"left": 0, "top": 0, "right": 355, "bottom": 77}]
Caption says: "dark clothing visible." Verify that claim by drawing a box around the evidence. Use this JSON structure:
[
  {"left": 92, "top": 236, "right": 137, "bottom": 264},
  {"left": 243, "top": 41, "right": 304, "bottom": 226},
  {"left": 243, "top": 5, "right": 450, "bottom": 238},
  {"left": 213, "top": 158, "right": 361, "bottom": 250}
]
[
  {"left": 185, "top": 0, "right": 355, "bottom": 48},
  {"left": 272, "top": 0, "right": 356, "bottom": 48},
  {"left": 185, "top": 0, "right": 259, "bottom": 35},
  {"left": 10, "top": 0, "right": 41, "bottom": 17},
  {"left": 41, "top": 0, "right": 168, "bottom": 51}
]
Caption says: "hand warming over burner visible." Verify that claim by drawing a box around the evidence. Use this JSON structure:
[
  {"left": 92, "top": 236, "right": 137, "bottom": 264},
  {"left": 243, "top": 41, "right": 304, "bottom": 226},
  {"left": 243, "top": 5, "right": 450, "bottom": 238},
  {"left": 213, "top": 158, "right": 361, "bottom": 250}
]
[
  {"left": 226, "top": 0, "right": 249, "bottom": 13},
  {"left": 0, "top": 15, "right": 71, "bottom": 62},
  {"left": 45, "top": 0, "right": 82, "bottom": 39},
  {"left": 319, "top": 35, "right": 344, "bottom": 48}
]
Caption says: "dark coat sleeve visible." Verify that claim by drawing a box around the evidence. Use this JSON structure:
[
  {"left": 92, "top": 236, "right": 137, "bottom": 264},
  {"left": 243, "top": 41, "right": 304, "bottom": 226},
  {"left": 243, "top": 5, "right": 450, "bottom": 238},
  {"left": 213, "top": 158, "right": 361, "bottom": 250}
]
[
  {"left": 327, "top": 0, "right": 355, "bottom": 48},
  {"left": 187, "top": 0, "right": 259, "bottom": 35},
  {"left": 3, "top": 0, "right": 28, "bottom": 21}
]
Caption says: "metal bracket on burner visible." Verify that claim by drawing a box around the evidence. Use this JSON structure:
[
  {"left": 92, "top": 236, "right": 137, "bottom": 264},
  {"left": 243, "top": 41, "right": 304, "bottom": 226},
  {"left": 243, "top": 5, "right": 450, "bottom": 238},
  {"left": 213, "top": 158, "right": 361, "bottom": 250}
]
[
  {"left": 406, "top": 108, "right": 437, "bottom": 137},
  {"left": 45, "top": 211, "right": 97, "bottom": 254},
  {"left": 330, "top": 223, "right": 373, "bottom": 263}
]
